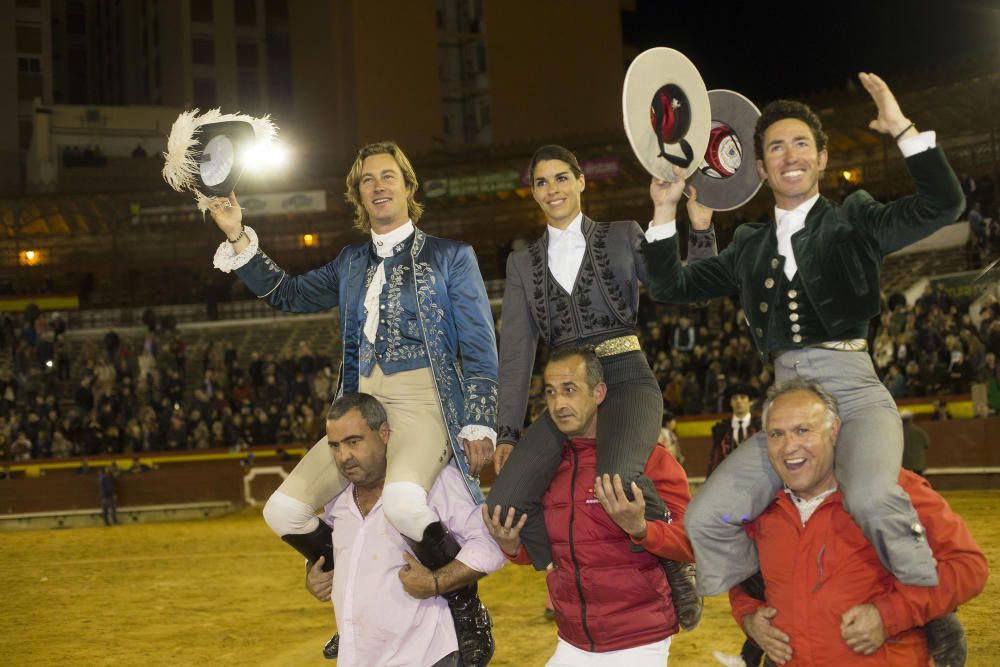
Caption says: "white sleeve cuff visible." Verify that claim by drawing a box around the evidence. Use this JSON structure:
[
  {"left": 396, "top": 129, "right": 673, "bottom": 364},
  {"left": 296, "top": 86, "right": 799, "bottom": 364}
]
[
  {"left": 212, "top": 225, "right": 260, "bottom": 273},
  {"left": 898, "top": 130, "right": 936, "bottom": 158},
  {"left": 645, "top": 220, "right": 678, "bottom": 242},
  {"left": 458, "top": 425, "right": 497, "bottom": 447}
]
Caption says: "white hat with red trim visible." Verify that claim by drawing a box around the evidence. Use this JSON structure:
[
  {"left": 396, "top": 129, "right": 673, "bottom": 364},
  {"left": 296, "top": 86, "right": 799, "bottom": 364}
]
[{"left": 687, "top": 89, "right": 764, "bottom": 211}]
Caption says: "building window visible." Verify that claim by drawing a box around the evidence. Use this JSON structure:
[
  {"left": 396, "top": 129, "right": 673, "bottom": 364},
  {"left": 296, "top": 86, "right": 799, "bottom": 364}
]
[
  {"left": 193, "top": 76, "right": 216, "bottom": 109},
  {"left": 17, "top": 56, "right": 43, "bottom": 73},
  {"left": 237, "top": 41, "right": 257, "bottom": 67},
  {"left": 234, "top": 0, "right": 256, "bottom": 26},
  {"left": 265, "top": 0, "right": 288, "bottom": 25},
  {"left": 190, "top": 0, "right": 213, "bottom": 23},
  {"left": 16, "top": 25, "right": 43, "bottom": 53},
  {"left": 192, "top": 38, "right": 214, "bottom": 66}
]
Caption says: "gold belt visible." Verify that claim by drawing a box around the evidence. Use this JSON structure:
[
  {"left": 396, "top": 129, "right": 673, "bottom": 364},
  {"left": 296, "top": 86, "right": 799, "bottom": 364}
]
[
  {"left": 815, "top": 339, "right": 868, "bottom": 352},
  {"left": 593, "top": 335, "right": 641, "bottom": 358}
]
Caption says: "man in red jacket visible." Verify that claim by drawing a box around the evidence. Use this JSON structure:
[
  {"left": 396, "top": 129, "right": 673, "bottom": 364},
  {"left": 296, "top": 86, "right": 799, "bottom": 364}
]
[
  {"left": 730, "top": 379, "right": 987, "bottom": 666},
  {"left": 484, "top": 346, "right": 695, "bottom": 666}
]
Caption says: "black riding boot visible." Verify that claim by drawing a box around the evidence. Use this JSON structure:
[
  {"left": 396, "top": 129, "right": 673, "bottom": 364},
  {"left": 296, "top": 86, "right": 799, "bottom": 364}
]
[
  {"left": 281, "top": 521, "right": 334, "bottom": 572},
  {"left": 662, "top": 559, "right": 704, "bottom": 631},
  {"left": 925, "top": 612, "right": 967, "bottom": 667},
  {"left": 280, "top": 522, "right": 338, "bottom": 658},
  {"left": 405, "top": 521, "right": 495, "bottom": 666}
]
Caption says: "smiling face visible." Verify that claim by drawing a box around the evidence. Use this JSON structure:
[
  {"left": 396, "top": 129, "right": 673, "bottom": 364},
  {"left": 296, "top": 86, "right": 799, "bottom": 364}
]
[
  {"left": 358, "top": 153, "right": 412, "bottom": 233},
  {"left": 327, "top": 408, "right": 389, "bottom": 489},
  {"left": 756, "top": 118, "right": 828, "bottom": 210},
  {"left": 543, "top": 355, "right": 606, "bottom": 438},
  {"left": 765, "top": 390, "right": 840, "bottom": 500},
  {"left": 531, "top": 159, "right": 585, "bottom": 229}
]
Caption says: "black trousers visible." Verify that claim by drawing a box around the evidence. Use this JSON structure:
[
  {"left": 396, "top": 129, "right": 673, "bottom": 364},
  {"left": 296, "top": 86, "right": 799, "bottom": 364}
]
[{"left": 486, "top": 350, "right": 664, "bottom": 568}]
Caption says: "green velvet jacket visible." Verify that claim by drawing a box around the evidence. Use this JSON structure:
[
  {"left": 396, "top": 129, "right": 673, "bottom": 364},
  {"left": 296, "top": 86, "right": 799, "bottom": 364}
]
[{"left": 642, "top": 147, "right": 964, "bottom": 354}]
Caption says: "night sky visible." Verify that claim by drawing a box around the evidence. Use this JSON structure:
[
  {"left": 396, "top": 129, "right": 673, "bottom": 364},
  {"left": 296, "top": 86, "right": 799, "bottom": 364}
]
[{"left": 622, "top": 0, "right": 1000, "bottom": 104}]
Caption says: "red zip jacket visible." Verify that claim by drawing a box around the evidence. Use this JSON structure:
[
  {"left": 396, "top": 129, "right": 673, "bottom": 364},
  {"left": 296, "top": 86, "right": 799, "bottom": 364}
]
[
  {"left": 730, "top": 470, "right": 988, "bottom": 666},
  {"left": 508, "top": 439, "right": 694, "bottom": 652}
]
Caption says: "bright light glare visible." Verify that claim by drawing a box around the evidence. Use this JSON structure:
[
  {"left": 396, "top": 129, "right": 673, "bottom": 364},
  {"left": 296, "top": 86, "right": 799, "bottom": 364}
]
[{"left": 243, "top": 141, "right": 290, "bottom": 172}]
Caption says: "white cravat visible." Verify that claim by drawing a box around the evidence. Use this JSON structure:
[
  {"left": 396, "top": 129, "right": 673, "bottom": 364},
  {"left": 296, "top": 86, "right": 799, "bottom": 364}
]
[
  {"left": 363, "top": 221, "right": 415, "bottom": 343},
  {"left": 774, "top": 195, "right": 819, "bottom": 281},
  {"left": 547, "top": 213, "right": 587, "bottom": 293}
]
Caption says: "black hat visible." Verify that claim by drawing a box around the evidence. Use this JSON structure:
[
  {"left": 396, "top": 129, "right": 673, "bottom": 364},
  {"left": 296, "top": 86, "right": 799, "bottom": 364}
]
[{"left": 725, "top": 383, "right": 757, "bottom": 401}]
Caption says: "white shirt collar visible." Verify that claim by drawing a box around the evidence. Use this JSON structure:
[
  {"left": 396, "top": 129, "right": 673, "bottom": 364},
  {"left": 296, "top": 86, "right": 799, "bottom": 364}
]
[
  {"left": 774, "top": 193, "right": 820, "bottom": 226},
  {"left": 370, "top": 220, "right": 414, "bottom": 258},
  {"left": 783, "top": 483, "right": 838, "bottom": 525},
  {"left": 547, "top": 213, "right": 584, "bottom": 243}
]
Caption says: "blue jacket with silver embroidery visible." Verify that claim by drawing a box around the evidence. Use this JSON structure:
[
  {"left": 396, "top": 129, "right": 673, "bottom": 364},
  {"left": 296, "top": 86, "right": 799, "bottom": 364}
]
[{"left": 234, "top": 228, "right": 498, "bottom": 502}]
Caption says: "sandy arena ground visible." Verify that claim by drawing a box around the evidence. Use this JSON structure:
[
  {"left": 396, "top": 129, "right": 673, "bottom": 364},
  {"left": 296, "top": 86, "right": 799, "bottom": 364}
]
[{"left": 2, "top": 489, "right": 997, "bottom": 666}]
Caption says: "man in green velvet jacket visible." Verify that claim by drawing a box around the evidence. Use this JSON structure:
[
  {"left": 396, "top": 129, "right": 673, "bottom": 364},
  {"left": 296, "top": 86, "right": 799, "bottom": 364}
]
[{"left": 640, "top": 73, "right": 967, "bottom": 665}]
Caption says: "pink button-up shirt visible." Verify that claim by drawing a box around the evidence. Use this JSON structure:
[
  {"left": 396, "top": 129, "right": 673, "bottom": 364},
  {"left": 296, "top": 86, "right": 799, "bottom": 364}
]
[{"left": 327, "top": 465, "right": 505, "bottom": 667}]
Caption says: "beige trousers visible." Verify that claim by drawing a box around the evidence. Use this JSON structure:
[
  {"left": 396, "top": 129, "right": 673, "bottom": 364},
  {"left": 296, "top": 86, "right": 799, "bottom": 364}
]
[{"left": 275, "top": 365, "right": 452, "bottom": 510}]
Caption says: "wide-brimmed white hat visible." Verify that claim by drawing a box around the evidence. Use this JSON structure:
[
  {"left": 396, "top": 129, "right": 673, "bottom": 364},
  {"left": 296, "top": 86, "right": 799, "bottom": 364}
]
[{"left": 623, "top": 47, "right": 710, "bottom": 183}]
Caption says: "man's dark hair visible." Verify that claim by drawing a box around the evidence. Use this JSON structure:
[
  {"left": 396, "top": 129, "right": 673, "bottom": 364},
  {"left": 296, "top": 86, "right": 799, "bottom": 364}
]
[
  {"left": 548, "top": 345, "right": 604, "bottom": 389},
  {"left": 326, "top": 392, "right": 388, "bottom": 431},
  {"left": 753, "top": 100, "right": 829, "bottom": 160},
  {"left": 529, "top": 144, "right": 584, "bottom": 182}
]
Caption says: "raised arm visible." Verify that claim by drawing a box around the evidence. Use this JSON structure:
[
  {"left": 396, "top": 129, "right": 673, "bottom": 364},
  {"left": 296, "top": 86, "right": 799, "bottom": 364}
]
[
  {"left": 209, "top": 192, "right": 341, "bottom": 313},
  {"left": 852, "top": 73, "right": 964, "bottom": 254}
]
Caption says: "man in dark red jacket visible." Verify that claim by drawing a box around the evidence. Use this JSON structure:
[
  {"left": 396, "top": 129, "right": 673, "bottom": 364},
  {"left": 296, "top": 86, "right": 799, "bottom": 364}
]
[{"left": 485, "top": 346, "right": 694, "bottom": 666}]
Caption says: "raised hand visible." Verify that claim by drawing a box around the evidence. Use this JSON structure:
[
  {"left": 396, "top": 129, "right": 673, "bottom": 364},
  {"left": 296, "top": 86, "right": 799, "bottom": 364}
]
[
  {"left": 207, "top": 192, "right": 244, "bottom": 239},
  {"left": 858, "top": 72, "right": 914, "bottom": 139},
  {"left": 686, "top": 184, "right": 714, "bottom": 231}
]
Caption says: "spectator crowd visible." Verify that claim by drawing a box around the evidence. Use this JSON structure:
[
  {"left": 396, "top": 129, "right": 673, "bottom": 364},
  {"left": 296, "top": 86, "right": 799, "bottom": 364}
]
[{"left": 1, "top": 313, "right": 337, "bottom": 462}]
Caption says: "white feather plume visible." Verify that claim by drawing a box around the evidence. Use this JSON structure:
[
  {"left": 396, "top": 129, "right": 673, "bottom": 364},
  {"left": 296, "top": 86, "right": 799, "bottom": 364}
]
[{"left": 161, "top": 108, "right": 279, "bottom": 210}]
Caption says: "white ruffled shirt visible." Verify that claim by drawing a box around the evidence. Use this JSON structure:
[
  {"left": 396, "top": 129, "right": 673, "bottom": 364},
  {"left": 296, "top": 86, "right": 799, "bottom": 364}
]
[
  {"left": 364, "top": 221, "right": 415, "bottom": 343},
  {"left": 547, "top": 213, "right": 587, "bottom": 293}
]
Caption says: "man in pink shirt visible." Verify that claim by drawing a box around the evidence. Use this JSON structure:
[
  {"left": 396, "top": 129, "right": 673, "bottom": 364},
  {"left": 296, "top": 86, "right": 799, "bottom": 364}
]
[{"left": 305, "top": 393, "right": 506, "bottom": 666}]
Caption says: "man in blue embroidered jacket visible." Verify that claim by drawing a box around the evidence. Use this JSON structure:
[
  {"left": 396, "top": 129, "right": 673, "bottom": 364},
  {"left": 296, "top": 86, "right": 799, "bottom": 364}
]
[{"left": 208, "top": 141, "right": 499, "bottom": 665}]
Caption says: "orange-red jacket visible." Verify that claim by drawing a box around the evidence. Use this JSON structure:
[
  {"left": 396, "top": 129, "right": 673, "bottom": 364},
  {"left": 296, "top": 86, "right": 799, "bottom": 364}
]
[
  {"left": 508, "top": 439, "right": 694, "bottom": 652},
  {"left": 730, "top": 471, "right": 988, "bottom": 666}
]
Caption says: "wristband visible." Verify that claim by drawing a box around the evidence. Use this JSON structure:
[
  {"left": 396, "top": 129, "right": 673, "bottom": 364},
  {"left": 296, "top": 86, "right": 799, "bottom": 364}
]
[
  {"left": 894, "top": 122, "right": 916, "bottom": 142},
  {"left": 227, "top": 225, "right": 246, "bottom": 244}
]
